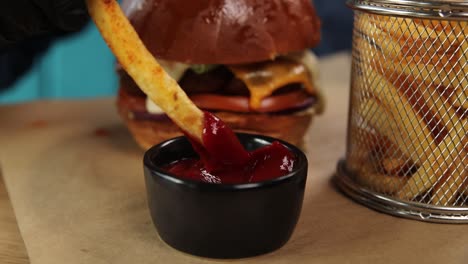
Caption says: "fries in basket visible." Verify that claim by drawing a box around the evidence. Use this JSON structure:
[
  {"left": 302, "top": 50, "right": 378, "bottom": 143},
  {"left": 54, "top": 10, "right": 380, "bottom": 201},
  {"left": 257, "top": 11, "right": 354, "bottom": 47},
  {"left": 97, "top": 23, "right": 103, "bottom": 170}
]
[{"left": 352, "top": 14, "right": 468, "bottom": 205}]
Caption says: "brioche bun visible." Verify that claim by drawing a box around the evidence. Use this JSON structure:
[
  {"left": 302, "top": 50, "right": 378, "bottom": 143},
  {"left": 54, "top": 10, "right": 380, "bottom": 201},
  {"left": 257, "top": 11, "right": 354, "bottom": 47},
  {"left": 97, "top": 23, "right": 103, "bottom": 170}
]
[{"left": 126, "top": 0, "right": 321, "bottom": 64}]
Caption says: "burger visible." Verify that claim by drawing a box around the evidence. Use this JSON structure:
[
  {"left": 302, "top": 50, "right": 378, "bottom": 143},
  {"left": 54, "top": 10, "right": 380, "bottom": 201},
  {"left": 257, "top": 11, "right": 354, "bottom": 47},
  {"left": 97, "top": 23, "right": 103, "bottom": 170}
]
[{"left": 118, "top": 0, "right": 323, "bottom": 149}]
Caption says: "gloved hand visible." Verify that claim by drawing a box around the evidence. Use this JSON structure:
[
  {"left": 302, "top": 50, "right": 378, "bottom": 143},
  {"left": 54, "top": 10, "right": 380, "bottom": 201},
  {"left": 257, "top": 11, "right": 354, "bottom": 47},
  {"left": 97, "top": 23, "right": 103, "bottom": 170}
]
[{"left": 0, "top": 0, "right": 88, "bottom": 48}]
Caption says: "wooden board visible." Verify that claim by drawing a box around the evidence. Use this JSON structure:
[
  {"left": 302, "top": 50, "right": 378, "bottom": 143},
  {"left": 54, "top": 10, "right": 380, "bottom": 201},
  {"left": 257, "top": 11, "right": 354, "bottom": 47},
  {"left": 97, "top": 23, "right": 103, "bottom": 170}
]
[{"left": 1, "top": 53, "right": 468, "bottom": 263}]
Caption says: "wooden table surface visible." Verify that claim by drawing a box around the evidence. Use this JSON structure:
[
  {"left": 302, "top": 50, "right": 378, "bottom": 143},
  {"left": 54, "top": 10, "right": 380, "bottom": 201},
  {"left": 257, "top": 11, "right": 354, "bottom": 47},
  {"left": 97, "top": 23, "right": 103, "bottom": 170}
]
[{"left": 0, "top": 174, "right": 29, "bottom": 263}]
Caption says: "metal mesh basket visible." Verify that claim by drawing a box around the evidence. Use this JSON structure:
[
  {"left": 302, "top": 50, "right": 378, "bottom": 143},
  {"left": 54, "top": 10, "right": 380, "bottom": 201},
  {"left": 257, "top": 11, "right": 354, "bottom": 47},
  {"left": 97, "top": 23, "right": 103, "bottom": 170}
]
[{"left": 334, "top": 0, "right": 468, "bottom": 223}]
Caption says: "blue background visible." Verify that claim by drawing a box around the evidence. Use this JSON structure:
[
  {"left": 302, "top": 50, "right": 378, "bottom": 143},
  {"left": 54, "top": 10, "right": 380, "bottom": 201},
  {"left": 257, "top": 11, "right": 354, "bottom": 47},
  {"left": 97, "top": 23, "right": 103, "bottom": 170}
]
[
  {"left": 0, "top": 24, "right": 118, "bottom": 104},
  {"left": 0, "top": 0, "right": 352, "bottom": 104}
]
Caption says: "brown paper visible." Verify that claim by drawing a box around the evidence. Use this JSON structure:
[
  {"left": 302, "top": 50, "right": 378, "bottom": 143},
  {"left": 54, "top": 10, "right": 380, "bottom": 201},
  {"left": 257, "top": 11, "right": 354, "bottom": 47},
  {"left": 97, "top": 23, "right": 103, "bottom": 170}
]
[{"left": 1, "top": 53, "right": 467, "bottom": 264}]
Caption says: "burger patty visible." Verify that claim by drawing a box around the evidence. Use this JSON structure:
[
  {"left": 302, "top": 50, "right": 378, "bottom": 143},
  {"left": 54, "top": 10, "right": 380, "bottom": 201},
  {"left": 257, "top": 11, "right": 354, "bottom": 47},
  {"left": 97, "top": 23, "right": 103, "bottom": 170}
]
[
  {"left": 118, "top": 64, "right": 317, "bottom": 114},
  {"left": 119, "top": 66, "right": 293, "bottom": 97}
]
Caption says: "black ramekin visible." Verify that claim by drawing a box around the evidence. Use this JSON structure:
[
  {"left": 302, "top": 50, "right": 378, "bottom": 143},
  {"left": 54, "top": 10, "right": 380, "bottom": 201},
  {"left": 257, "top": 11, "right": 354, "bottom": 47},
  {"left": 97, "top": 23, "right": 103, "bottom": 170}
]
[{"left": 143, "top": 133, "right": 308, "bottom": 259}]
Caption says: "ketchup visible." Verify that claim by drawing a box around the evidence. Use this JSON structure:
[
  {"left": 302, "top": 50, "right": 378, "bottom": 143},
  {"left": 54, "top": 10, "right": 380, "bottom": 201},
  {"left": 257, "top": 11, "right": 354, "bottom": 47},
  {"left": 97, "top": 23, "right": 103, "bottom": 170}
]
[{"left": 163, "top": 112, "right": 296, "bottom": 184}]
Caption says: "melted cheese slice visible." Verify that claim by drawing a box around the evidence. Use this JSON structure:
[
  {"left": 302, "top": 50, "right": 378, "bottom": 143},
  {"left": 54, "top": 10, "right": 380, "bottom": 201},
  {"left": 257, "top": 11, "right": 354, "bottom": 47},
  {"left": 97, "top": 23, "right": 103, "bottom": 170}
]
[
  {"left": 228, "top": 52, "right": 318, "bottom": 110},
  {"left": 146, "top": 51, "right": 322, "bottom": 114}
]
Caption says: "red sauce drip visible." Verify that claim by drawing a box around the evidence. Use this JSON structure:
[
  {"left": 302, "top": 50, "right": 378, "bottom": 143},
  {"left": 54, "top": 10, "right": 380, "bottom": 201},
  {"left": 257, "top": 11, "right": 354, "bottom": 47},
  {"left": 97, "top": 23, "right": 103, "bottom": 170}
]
[
  {"left": 163, "top": 112, "right": 296, "bottom": 184},
  {"left": 94, "top": 128, "right": 111, "bottom": 137},
  {"left": 29, "top": 120, "right": 48, "bottom": 128}
]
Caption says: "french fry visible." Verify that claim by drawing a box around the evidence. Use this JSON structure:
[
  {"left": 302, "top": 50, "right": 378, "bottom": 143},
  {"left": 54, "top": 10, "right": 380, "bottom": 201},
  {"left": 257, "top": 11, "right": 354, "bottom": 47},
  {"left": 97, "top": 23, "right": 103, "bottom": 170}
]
[
  {"left": 355, "top": 14, "right": 468, "bottom": 204},
  {"left": 452, "top": 81, "right": 468, "bottom": 110},
  {"left": 346, "top": 126, "right": 411, "bottom": 194},
  {"left": 358, "top": 15, "right": 461, "bottom": 65},
  {"left": 358, "top": 29, "right": 466, "bottom": 194},
  {"left": 369, "top": 71, "right": 465, "bottom": 201},
  {"left": 381, "top": 158, "right": 414, "bottom": 176},
  {"left": 413, "top": 19, "right": 468, "bottom": 36},
  {"left": 397, "top": 120, "right": 467, "bottom": 202},
  {"left": 355, "top": 160, "right": 409, "bottom": 194},
  {"left": 363, "top": 70, "right": 440, "bottom": 163},
  {"left": 363, "top": 16, "right": 468, "bottom": 112},
  {"left": 431, "top": 154, "right": 468, "bottom": 205},
  {"left": 364, "top": 48, "right": 467, "bottom": 202},
  {"left": 369, "top": 15, "right": 466, "bottom": 44},
  {"left": 347, "top": 126, "right": 408, "bottom": 171},
  {"left": 86, "top": 0, "right": 204, "bottom": 143},
  {"left": 462, "top": 162, "right": 468, "bottom": 197},
  {"left": 355, "top": 15, "right": 401, "bottom": 59},
  {"left": 404, "top": 69, "right": 467, "bottom": 205},
  {"left": 398, "top": 60, "right": 467, "bottom": 204},
  {"left": 346, "top": 127, "right": 382, "bottom": 172},
  {"left": 359, "top": 98, "right": 454, "bottom": 199},
  {"left": 360, "top": 31, "right": 464, "bottom": 90}
]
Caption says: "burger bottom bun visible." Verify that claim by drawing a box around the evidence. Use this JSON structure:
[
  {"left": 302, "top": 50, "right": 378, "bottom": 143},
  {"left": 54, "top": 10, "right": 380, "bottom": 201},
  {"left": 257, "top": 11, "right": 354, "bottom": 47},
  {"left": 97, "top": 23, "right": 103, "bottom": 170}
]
[{"left": 118, "top": 104, "right": 314, "bottom": 150}]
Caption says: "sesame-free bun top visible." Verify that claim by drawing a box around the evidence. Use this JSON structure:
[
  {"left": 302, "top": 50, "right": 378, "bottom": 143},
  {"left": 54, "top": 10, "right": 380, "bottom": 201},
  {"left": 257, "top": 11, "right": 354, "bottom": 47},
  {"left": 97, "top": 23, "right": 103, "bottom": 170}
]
[{"left": 126, "top": 0, "right": 321, "bottom": 64}]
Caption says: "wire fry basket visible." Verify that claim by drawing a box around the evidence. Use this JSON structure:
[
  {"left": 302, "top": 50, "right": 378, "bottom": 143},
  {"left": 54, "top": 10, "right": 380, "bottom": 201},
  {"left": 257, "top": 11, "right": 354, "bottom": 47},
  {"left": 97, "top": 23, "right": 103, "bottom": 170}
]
[{"left": 334, "top": 0, "right": 468, "bottom": 223}]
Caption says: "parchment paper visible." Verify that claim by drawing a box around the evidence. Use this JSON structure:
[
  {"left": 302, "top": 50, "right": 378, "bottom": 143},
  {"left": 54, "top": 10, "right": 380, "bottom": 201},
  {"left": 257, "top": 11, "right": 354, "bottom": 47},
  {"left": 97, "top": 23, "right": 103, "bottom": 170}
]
[{"left": 1, "top": 53, "right": 467, "bottom": 264}]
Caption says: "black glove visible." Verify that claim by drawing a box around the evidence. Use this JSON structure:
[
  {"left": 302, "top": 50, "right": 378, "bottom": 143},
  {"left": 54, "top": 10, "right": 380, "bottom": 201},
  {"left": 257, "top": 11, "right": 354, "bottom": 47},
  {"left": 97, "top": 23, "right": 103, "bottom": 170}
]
[
  {"left": 0, "top": 0, "right": 88, "bottom": 48},
  {"left": 0, "top": 0, "right": 88, "bottom": 90}
]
